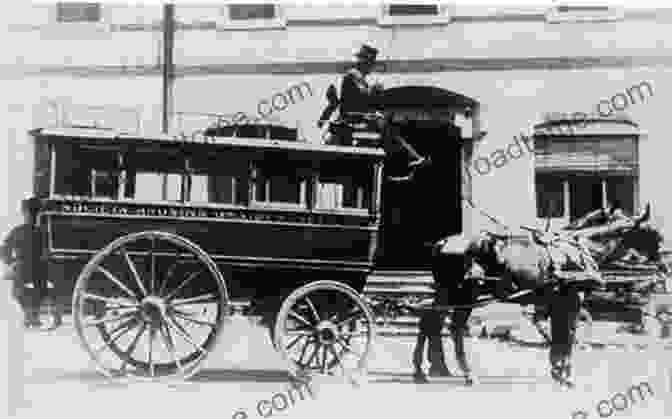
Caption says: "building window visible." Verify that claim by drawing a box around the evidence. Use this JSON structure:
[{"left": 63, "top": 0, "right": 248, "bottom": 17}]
[
  {"left": 536, "top": 173, "right": 636, "bottom": 221},
  {"left": 536, "top": 174, "right": 565, "bottom": 219},
  {"left": 388, "top": 4, "right": 439, "bottom": 16},
  {"left": 379, "top": 2, "right": 451, "bottom": 26},
  {"left": 217, "top": 3, "right": 286, "bottom": 30},
  {"left": 56, "top": 3, "right": 102, "bottom": 23},
  {"left": 229, "top": 4, "right": 276, "bottom": 20},
  {"left": 545, "top": 4, "right": 624, "bottom": 23}
]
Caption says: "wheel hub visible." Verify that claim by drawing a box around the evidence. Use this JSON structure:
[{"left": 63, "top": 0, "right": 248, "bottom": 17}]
[
  {"left": 140, "top": 296, "right": 167, "bottom": 326},
  {"left": 315, "top": 321, "right": 339, "bottom": 345}
]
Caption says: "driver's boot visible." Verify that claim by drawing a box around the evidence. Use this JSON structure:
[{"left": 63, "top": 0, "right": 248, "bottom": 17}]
[{"left": 388, "top": 157, "right": 431, "bottom": 183}]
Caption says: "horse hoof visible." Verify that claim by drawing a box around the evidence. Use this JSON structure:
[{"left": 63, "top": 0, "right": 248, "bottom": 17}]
[
  {"left": 553, "top": 378, "right": 575, "bottom": 390},
  {"left": 413, "top": 372, "right": 429, "bottom": 384},
  {"left": 429, "top": 367, "right": 454, "bottom": 377},
  {"left": 465, "top": 375, "right": 478, "bottom": 386}
]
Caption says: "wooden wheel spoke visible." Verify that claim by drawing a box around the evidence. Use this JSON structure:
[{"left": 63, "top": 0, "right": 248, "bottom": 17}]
[
  {"left": 80, "top": 291, "right": 138, "bottom": 308},
  {"left": 334, "top": 308, "right": 365, "bottom": 328},
  {"left": 288, "top": 309, "right": 313, "bottom": 328},
  {"left": 285, "top": 334, "right": 306, "bottom": 351},
  {"left": 285, "top": 329, "right": 314, "bottom": 336},
  {"left": 171, "top": 309, "right": 216, "bottom": 328},
  {"left": 149, "top": 236, "right": 157, "bottom": 295},
  {"left": 303, "top": 297, "right": 321, "bottom": 323},
  {"left": 121, "top": 248, "right": 148, "bottom": 297},
  {"left": 296, "top": 336, "right": 312, "bottom": 366},
  {"left": 147, "top": 325, "right": 157, "bottom": 377},
  {"left": 95, "top": 266, "right": 138, "bottom": 301},
  {"left": 158, "top": 321, "right": 185, "bottom": 375},
  {"left": 170, "top": 293, "right": 218, "bottom": 306},
  {"left": 305, "top": 342, "right": 321, "bottom": 369},
  {"left": 164, "top": 313, "right": 208, "bottom": 355},
  {"left": 335, "top": 337, "right": 363, "bottom": 358},
  {"left": 164, "top": 269, "right": 204, "bottom": 300},
  {"left": 84, "top": 309, "right": 139, "bottom": 327},
  {"left": 158, "top": 260, "right": 179, "bottom": 297},
  {"left": 327, "top": 344, "right": 347, "bottom": 375},
  {"left": 320, "top": 345, "right": 328, "bottom": 374},
  {"left": 119, "top": 323, "right": 147, "bottom": 373},
  {"left": 328, "top": 305, "right": 358, "bottom": 323},
  {"left": 92, "top": 317, "right": 141, "bottom": 355}
]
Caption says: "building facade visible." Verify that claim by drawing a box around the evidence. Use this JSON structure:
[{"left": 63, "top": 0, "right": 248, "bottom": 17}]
[{"left": 1, "top": 3, "right": 670, "bottom": 243}]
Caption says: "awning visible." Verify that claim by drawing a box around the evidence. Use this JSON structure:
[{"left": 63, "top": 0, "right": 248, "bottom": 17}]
[
  {"left": 533, "top": 116, "right": 640, "bottom": 174},
  {"left": 535, "top": 137, "right": 638, "bottom": 174}
]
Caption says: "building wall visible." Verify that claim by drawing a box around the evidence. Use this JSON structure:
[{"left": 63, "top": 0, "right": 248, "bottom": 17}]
[{"left": 2, "top": 4, "right": 671, "bottom": 243}]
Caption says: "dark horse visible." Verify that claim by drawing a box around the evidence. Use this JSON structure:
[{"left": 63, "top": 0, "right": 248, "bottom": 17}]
[{"left": 413, "top": 203, "right": 662, "bottom": 387}]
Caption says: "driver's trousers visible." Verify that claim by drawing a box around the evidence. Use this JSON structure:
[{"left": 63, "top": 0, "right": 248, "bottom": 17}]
[
  {"left": 415, "top": 311, "right": 449, "bottom": 372},
  {"left": 10, "top": 261, "right": 48, "bottom": 313}
]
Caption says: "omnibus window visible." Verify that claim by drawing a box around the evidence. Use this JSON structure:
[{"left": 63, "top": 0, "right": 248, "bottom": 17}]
[
  {"left": 128, "top": 152, "right": 185, "bottom": 202},
  {"left": 54, "top": 144, "right": 121, "bottom": 198},
  {"left": 252, "top": 163, "right": 308, "bottom": 208},
  {"left": 189, "top": 154, "right": 247, "bottom": 205},
  {"left": 91, "top": 169, "right": 118, "bottom": 199},
  {"left": 316, "top": 163, "right": 371, "bottom": 211}
]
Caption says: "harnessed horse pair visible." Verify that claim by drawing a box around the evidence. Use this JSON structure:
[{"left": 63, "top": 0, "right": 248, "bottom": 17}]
[{"left": 415, "top": 203, "right": 662, "bottom": 388}]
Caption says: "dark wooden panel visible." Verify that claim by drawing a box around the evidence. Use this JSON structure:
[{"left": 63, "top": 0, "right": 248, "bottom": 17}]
[{"left": 48, "top": 215, "right": 377, "bottom": 267}]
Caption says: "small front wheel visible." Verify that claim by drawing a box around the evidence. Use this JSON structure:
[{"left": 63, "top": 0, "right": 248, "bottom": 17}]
[{"left": 274, "top": 281, "right": 376, "bottom": 385}]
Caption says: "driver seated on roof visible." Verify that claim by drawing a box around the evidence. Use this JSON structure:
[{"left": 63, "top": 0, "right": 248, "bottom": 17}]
[{"left": 318, "top": 44, "right": 430, "bottom": 180}]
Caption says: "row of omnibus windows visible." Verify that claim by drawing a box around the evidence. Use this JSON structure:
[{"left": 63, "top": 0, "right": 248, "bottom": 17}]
[{"left": 52, "top": 145, "right": 372, "bottom": 211}]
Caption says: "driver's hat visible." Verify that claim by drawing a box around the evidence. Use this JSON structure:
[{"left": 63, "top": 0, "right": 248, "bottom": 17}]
[{"left": 355, "top": 44, "right": 379, "bottom": 63}]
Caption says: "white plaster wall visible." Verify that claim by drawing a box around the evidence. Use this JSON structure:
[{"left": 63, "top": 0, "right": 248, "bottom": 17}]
[{"left": 1, "top": 4, "right": 671, "bottom": 245}]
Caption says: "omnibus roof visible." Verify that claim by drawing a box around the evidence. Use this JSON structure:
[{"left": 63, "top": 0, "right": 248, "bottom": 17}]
[{"left": 31, "top": 127, "right": 386, "bottom": 160}]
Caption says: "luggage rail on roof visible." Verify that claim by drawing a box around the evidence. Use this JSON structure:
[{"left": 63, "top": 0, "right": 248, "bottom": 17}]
[{"left": 46, "top": 100, "right": 142, "bottom": 134}]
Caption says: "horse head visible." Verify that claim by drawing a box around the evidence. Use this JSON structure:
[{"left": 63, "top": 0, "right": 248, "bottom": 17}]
[{"left": 568, "top": 203, "right": 663, "bottom": 264}]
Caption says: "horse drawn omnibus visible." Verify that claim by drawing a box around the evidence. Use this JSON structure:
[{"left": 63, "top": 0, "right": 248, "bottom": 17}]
[
  {"left": 15, "top": 86, "right": 481, "bottom": 382},
  {"left": 11, "top": 85, "right": 671, "bottom": 387}
]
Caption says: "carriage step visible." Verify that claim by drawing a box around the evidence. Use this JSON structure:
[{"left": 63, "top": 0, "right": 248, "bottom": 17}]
[
  {"left": 367, "top": 270, "right": 434, "bottom": 280},
  {"left": 363, "top": 285, "right": 435, "bottom": 295},
  {"left": 365, "top": 277, "right": 435, "bottom": 287}
]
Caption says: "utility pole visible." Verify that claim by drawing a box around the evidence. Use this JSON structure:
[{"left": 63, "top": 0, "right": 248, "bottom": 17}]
[{"left": 161, "top": 3, "right": 175, "bottom": 134}]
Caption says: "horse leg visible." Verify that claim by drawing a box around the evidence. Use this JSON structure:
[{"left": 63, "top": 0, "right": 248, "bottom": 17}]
[
  {"left": 427, "top": 312, "right": 453, "bottom": 377},
  {"left": 413, "top": 316, "right": 429, "bottom": 383},
  {"left": 549, "top": 286, "right": 581, "bottom": 388},
  {"left": 451, "top": 308, "right": 477, "bottom": 385}
]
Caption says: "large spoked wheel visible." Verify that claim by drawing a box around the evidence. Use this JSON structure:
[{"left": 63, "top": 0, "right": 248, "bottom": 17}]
[
  {"left": 274, "top": 281, "right": 376, "bottom": 386},
  {"left": 73, "top": 231, "right": 228, "bottom": 382}
]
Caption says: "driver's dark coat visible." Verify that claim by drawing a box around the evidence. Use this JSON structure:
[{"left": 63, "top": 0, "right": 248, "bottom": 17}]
[
  {"left": 1, "top": 223, "right": 45, "bottom": 282},
  {"left": 339, "top": 67, "right": 376, "bottom": 116}
]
